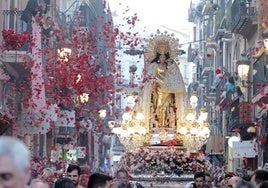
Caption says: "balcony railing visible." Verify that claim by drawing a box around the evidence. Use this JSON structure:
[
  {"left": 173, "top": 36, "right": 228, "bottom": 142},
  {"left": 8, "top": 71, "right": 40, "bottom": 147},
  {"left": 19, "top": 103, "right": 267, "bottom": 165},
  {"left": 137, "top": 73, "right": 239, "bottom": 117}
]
[
  {"left": 2, "top": 10, "right": 24, "bottom": 33},
  {"left": 202, "top": 58, "right": 214, "bottom": 76},
  {"left": 253, "top": 54, "right": 268, "bottom": 96},
  {"left": 231, "top": 0, "right": 257, "bottom": 38},
  {"left": 215, "top": 78, "right": 226, "bottom": 105},
  {"left": 228, "top": 99, "right": 254, "bottom": 139}
]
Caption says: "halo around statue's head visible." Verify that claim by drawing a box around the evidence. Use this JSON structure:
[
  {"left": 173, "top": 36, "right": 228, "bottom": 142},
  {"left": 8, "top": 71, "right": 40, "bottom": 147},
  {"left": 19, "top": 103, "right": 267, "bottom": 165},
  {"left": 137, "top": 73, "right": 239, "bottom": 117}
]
[{"left": 145, "top": 30, "right": 179, "bottom": 61}]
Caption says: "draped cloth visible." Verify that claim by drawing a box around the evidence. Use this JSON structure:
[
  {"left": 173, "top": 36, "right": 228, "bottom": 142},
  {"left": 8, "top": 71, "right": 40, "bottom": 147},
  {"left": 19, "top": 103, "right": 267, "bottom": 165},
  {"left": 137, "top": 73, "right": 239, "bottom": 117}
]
[{"left": 137, "top": 61, "right": 186, "bottom": 133}]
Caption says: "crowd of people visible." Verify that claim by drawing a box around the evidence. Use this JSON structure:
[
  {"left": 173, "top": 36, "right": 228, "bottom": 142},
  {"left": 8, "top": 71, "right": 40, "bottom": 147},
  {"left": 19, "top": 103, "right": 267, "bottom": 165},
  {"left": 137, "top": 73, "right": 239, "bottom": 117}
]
[
  {"left": 0, "top": 136, "right": 138, "bottom": 188},
  {"left": 189, "top": 169, "right": 268, "bottom": 188},
  {"left": 1, "top": 136, "right": 268, "bottom": 188}
]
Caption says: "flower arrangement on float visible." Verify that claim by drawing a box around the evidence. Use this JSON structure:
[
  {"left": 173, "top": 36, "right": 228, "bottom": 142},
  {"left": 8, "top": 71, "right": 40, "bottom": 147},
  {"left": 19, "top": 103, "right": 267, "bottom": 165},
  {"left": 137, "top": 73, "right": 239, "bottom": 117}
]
[{"left": 118, "top": 147, "right": 211, "bottom": 176}]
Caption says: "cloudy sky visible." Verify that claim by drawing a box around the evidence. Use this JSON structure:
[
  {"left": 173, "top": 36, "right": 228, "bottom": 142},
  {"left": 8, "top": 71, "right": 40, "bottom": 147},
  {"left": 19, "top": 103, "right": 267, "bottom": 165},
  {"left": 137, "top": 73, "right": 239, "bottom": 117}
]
[{"left": 108, "top": 0, "right": 195, "bottom": 40}]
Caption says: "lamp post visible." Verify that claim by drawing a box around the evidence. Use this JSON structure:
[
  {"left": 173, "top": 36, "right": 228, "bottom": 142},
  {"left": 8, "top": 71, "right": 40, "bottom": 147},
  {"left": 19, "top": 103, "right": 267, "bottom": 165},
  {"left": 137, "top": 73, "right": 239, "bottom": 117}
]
[
  {"left": 98, "top": 109, "right": 107, "bottom": 120},
  {"left": 237, "top": 58, "right": 250, "bottom": 81}
]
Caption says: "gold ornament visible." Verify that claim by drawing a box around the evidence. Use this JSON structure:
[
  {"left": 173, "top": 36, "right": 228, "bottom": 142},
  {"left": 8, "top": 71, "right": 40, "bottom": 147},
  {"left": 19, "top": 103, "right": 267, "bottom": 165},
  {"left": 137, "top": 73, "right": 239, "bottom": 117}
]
[{"left": 145, "top": 30, "right": 179, "bottom": 61}]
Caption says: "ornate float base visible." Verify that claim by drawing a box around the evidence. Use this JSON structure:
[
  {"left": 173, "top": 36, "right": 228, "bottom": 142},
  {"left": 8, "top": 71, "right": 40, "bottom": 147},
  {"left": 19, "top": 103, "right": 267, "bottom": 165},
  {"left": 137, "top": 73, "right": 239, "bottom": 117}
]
[{"left": 130, "top": 174, "right": 194, "bottom": 188}]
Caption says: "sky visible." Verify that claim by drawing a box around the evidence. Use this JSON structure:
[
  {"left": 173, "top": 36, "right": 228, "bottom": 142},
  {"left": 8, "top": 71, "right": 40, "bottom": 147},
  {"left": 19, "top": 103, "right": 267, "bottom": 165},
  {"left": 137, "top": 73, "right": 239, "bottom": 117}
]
[{"left": 108, "top": 0, "right": 195, "bottom": 41}]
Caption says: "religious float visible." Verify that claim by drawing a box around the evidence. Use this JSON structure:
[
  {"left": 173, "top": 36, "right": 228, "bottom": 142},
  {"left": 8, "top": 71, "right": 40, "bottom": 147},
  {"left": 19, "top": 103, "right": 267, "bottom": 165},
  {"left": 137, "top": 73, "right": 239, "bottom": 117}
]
[{"left": 113, "top": 30, "right": 211, "bottom": 187}]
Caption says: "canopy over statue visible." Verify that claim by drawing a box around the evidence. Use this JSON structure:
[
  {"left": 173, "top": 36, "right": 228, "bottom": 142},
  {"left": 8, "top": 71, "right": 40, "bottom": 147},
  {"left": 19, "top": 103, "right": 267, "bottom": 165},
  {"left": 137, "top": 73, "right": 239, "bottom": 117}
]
[{"left": 136, "top": 30, "right": 186, "bottom": 143}]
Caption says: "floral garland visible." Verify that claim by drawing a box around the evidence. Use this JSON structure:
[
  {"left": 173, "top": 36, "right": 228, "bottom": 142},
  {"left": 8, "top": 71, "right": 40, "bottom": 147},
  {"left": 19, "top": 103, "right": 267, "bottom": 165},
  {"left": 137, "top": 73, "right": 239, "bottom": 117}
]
[
  {"left": 118, "top": 147, "right": 211, "bottom": 176},
  {"left": 2, "top": 29, "right": 31, "bottom": 50}
]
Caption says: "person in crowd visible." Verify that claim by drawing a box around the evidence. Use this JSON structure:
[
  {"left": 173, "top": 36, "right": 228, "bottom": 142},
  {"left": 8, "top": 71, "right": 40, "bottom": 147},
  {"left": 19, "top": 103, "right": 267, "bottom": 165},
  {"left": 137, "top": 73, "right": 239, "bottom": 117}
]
[
  {"left": 192, "top": 171, "right": 206, "bottom": 188},
  {"left": 259, "top": 181, "right": 268, "bottom": 188},
  {"left": 38, "top": 167, "right": 56, "bottom": 187},
  {"left": 218, "top": 173, "right": 234, "bottom": 188},
  {"left": 0, "top": 136, "right": 31, "bottom": 188},
  {"left": 185, "top": 181, "right": 194, "bottom": 188},
  {"left": 204, "top": 172, "right": 213, "bottom": 188},
  {"left": 54, "top": 177, "right": 75, "bottom": 188},
  {"left": 66, "top": 164, "right": 83, "bottom": 188},
  {"left": 87, "top": 173, "right": 113, "bottom": 188},
  {"left": 228, "top": 176, "right": 242, "bottom": 188},
  {"left": 115, "top": 169, "right": 132, "bottom": 188},
  {"left": 30, "top": 178, "right": 49, "bottom": 188},
  {"left": 250, "top": 169, "right": 268, "bottom": 187},
  {"left": 224, "top": 76, "right": 235, "bottom": 93},
  {"left": 215, "top": 175, "right": 225, "bottom": 188},
  {"left": 222, "top": 76, "right": 235, "bottom": 99},
  {"left": 235, "top": 180, "right": 255, "bottom": 188},
  {"left": 41, "top": 16, "right": 54, "bottom": 45}
]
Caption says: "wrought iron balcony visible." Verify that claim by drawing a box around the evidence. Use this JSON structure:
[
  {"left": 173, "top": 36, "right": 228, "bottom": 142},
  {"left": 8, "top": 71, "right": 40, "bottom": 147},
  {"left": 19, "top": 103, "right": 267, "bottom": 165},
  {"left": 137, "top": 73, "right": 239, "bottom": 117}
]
[
  {"left": 228, "top": 99, "right": 254, "bottom": 139},
  {"left": 0, "top": 9, "right": 31, "bottom": 63},
  {"left": 202, "top": 58, "right": 214, "bottom": 76},
  {"left": 2, "top": 10, "right": 23, "bottom": 33},
  {"left": 215, "top": 78, "right": 226, "bottom": 105},
  {"left": 253, "top": 54, "right": 268, "bottom": 96},
  {"left": 231, "top": 0, "right": 257, "bottom": 39},
  {"left": 214, "top": 0, "right": 232, "bottom": 40},
  {"left": 202, "top": 0, "right": 218, "bottom": 16}
]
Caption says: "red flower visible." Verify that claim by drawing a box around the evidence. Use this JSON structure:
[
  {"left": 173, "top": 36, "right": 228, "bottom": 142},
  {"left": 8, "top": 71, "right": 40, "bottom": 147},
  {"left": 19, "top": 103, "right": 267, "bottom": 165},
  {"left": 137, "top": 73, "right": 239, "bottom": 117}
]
[
  {"left": 259, "top": 136, "right": 267, "bottom": 144},
  {"left": 2, "top": 29, "right": 31, "bottom": 50},
  {"left": 233, "top": 128, "right": 240, "bottom": 133},
  {"left": 255, "top": 121, "right": 261, "bottom": 127},
  {"left": 215, "top": 68, "right": 221, "bottom": 74},
  {"left": 257, "top": 101, "right": 266, "bottom": 109}
]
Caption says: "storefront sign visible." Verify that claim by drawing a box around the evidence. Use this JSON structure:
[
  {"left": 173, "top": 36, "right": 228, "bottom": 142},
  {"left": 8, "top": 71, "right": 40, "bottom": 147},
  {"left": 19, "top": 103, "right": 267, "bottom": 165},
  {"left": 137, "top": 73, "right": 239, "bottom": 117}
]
[{"left": 232, "top": 141, "right": 258, "bottom": 158}]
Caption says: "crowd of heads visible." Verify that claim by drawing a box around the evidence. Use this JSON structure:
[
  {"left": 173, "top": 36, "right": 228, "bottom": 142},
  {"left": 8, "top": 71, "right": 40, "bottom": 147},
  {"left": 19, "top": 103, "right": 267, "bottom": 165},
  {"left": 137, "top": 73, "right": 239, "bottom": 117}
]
[
  {"left": 1, "top": 136, "right": 268, "bottom": 188},
  {"left": 0, "top": 136, "right": 133, "bottom": 188},
  {"left": 191, "top": 168, "right": 268, "bottom": 188}
]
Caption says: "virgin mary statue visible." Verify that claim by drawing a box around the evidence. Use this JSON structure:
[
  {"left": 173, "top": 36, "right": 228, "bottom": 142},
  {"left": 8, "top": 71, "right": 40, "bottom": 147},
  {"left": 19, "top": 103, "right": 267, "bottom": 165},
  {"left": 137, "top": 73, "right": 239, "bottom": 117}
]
[{"left": 137, "top": 31, "right": 186, "bottom": 135}]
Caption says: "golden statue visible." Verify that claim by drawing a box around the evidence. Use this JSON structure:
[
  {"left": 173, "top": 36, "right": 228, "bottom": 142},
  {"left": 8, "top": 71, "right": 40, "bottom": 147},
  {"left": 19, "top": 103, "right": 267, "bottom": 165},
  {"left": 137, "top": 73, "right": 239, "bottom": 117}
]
[{"left": 137, "top": 30, "right": 186, "bottom": 135}]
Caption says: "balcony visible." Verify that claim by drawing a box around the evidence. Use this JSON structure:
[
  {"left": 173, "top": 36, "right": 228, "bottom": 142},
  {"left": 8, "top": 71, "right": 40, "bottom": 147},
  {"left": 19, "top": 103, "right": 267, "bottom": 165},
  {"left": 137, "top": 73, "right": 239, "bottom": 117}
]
[
  {"left": 214, "top": 0, "right": 232, "bottom": 40},
  {"left": 2, "top": 10, "right": 23, "bottom": 32},
  {"left": 231, "top": 0, "right": 257, "bottom": 39},
  {"left": 202, "top": 0, "right": 218, "bottom": 16},
  {"left": 228, "top": 99, "right": 254, "bottom": 139},
  {"left": 1, "top": 10, "right": 30, "bottom": 63},
  {"left": 253, "top": 54, "right": 268, "bottom": 96},
  {"left": 215, "top": 78, "right": 226, "bottom": 105},
  {"left": 202, "top": 59, "right": 214, "bottom": 75}
]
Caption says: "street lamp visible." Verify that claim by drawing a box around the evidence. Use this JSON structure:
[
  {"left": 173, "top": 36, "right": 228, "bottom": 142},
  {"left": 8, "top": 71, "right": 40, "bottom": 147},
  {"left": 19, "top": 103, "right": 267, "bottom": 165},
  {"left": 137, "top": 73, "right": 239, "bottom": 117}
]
[
  {"left": 190, "top": 92, "right": 198, "bottom": 108},
  {"left": 57, "top": 47, "right": 72, "bottom": 63},
  {"left": 99, "top": 109, "right": 107, "bottom": 119},
  {"left": 237, "top": 58, "right": 250, "bottom": 80}
]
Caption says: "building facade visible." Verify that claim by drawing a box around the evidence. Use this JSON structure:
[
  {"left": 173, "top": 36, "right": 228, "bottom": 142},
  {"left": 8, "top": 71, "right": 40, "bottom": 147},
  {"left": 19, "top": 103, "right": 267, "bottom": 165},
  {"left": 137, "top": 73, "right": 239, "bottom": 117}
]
[
  {"left": 0, "top": 0, "right": 115, "bottom": 173},
  {"left": 188, "top": 0, "right": 268, "bottom": 171}
]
